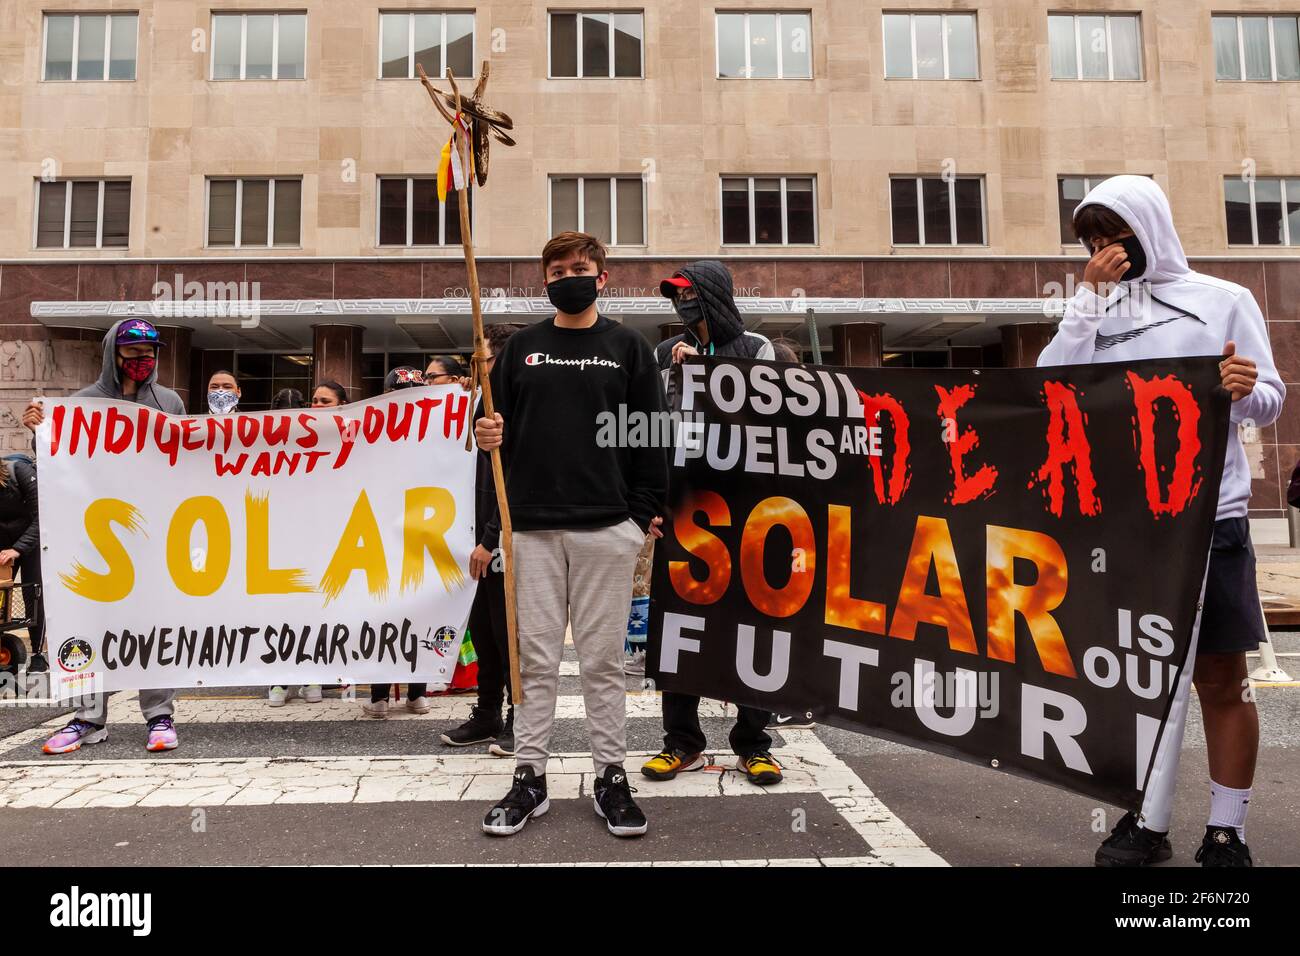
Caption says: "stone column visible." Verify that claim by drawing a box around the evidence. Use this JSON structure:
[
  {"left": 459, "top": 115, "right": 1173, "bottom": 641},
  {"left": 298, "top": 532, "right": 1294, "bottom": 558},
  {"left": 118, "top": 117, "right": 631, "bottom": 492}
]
[
  {"left": 313, "top": 324, "right": 365, "bottom": 401},
  {"left": 831, "top": 321, "right": 884, "bottom": 367},
  {"left": 1000, "top": 322, "right": 1058, "bottom": 368},
  {"left": 153, "top": 325, "right": 193, "bottom": 409}
]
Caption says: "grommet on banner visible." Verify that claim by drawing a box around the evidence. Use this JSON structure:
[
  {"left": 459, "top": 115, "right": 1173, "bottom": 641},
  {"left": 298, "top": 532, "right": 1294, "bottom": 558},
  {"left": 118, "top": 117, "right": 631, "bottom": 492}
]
[{"left": 990, "top": 758, "right": 1000, "bottom": 768}]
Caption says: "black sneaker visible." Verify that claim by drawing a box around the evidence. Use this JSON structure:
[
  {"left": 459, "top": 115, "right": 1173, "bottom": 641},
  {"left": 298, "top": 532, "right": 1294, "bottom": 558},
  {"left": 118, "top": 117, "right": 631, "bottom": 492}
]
[
  {"left": 1195, "top": 826, "right": 1253, "bottom": 867},
  {"left": 593, "top": 765, "right": 648, "bottom": 838},
  {"left": 440, "top": 705, "right": 502, "bottom": 747},
  {"left": 27, "top": 653, "right": 48, "bottom": 674},
  {"left": 1095, "top": 810, "right": 1172, "bottom": 867},
  {"left": 488, "top": 707, "right": 514, "bottom": 757},
  {"left": 482, "top": 766, "right": 549, "bottom": 836},
  {"left": 767, "top": 712, "right": 815, "bottom": 731}
]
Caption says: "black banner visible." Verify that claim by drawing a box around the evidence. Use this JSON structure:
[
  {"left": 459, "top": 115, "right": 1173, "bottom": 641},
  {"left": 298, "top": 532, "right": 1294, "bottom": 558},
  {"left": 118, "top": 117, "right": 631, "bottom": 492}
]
[{"left": 648, "top": 356, "right": 1230, "bottom": 807}]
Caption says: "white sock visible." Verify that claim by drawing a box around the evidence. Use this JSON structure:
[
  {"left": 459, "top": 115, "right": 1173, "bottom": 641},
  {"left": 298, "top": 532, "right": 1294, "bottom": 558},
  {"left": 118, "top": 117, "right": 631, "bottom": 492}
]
[{"left": 1208, "top": 781, "right": 1250, "bottom": 841}]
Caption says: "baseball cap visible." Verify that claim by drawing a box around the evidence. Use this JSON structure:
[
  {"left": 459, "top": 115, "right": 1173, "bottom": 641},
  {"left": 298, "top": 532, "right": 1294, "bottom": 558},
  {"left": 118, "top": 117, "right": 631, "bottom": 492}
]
[
  {"left": 384, "top": 366, "right": 424, "bottom": 391},
  {"left": 115, "top": 319, "right": 164, "bottom": 347},
  {"left": 658, "top": 274, "right": 692, "bottom": 298}
]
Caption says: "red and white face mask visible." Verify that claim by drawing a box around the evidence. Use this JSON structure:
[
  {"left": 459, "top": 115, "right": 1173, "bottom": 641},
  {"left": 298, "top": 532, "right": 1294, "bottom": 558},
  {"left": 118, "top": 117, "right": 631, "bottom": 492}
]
[{"left": 120, "top": 354, "right": 156, "bottom": 383}]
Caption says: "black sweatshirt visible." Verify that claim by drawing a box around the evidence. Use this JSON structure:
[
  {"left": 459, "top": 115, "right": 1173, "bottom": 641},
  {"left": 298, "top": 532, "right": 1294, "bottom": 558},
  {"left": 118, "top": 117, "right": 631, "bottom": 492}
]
[{"left": 488, "top": 315, "right": 668, "bottom": 533}]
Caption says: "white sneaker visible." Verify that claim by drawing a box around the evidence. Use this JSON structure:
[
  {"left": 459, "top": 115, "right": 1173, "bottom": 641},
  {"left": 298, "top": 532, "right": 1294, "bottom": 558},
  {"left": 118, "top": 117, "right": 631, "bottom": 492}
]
[
  {"left": 407, "top": 695, "right": 431, "bottom": 715},
  {"left": 624, "top": 648, "right": 646, "bottom": 676},
  {"left": 362, "top": 699, "right": 388, "bottom": 719},
  {"left": 303, "top": 684, "right": 323, "bottom": 703},
  {"left": 267, "top": 686, "right": 292, "bottom": 707}
]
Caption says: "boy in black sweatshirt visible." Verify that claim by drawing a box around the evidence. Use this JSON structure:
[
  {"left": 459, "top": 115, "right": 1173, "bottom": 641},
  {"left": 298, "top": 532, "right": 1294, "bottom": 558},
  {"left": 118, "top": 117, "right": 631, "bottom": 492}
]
[{"left": 474, "top": 232, "right": 668, "bottom": 838}]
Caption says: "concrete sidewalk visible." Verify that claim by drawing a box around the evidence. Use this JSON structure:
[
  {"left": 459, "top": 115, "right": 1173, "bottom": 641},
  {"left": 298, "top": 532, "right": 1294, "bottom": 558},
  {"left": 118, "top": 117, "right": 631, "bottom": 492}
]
[{"left": 1257, "top": 544, "right": 1300, "bottom": 628}]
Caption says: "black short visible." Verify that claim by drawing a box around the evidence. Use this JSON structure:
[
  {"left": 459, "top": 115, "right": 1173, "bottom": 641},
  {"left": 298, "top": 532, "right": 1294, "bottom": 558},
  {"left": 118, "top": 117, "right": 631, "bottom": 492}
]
[{"left": 1197, "top": 517, "right": 1266, "bottom": 656}]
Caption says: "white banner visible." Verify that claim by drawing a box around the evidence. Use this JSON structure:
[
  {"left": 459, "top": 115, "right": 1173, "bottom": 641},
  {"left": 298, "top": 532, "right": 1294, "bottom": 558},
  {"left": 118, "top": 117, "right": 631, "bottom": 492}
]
[{"left": 35, "top": 387, "right": 478, "bottom": 700}]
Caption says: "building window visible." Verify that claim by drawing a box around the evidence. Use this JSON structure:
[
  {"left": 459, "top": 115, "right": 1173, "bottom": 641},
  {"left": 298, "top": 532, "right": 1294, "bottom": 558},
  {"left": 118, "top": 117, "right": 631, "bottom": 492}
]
[
  {"left": 34, "top": 179, "right": 131, "bottom": 249},
  {"left": 1213, "top": 15, "right": 1300, "bottom": 82},
  {"left": 720, "top": 176, "right": 817, "bottom": 245},
  {"left": 716, "top": 11, "right": 812, "bottom": 79},
  {"left": 549, "top": 11, "right": 643, "bottom": 78},
  {"left": 206, "top": 178, "right": 302, "bottom": 248},
  {"left": 549, "top": 176, "right": 646, "bottom": 245},
  {"left": 377, "top": 177, "right": 469, "bottom": 246},
  {"left": 211, "top": 12, "right": 306, "bottom": 80},
  {"left": 234, "top": 353, "right": 313, "bottom": 411},
  {"left": 1225, "top": 176, "right": 1300, "bottom": 246},
  {"left": 379, "top": 11, "right": 475, "bottom": 79},
  {"left": 890, "top": 176, "right": 985, "bottom": 246},
  {"left": 1048, "top": 13, "right": 1142, "bottom": 80},
  {"left": 43, "top": 13, "right": 138, "bottom": 81},
  {"left": 882, "top": 12, "right": 978, "bottom": 79}
]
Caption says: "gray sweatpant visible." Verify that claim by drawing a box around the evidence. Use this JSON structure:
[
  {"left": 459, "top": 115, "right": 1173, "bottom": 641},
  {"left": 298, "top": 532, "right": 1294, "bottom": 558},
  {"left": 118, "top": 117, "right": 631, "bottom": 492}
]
[
  {"left": 76, "top": 688, "right": 176, "bottom": 726},
  {"left": 513, "top": 519, "right": 646, "bottom": 776}
]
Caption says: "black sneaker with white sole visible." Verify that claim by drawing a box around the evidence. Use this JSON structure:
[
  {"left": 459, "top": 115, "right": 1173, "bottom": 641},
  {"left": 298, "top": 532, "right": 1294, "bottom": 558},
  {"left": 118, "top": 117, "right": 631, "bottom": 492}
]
[
  {"left": 488, "top": 708, "right": 514, "bottom": 757},
  {"left": 1195, "top": 826, "right": 1253, "bottom": 867},
  {"left": 482, "top": 766, "right": 549, "bottom": 836},
  {"left": 1095, "top": 810, "right": 1172, "bottom": 867},
  {"left": 593, "top": 765, "right": 648, "bottom": 838},
  {"left": 441, "top": 705, "right": 503, "bottom": 747},
  {"left": 767, "top": 712, "right": 815, "bottom": 731}
]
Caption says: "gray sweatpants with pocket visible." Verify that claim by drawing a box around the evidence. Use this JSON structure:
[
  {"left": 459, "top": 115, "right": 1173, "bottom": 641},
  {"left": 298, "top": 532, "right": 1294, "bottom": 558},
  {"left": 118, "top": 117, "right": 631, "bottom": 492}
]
[
  {"left": 76, "top": 688, "right": 175, "bottom": 726},
  {"left": 513, "top": 519, "right": 646, "bottom": 776}
]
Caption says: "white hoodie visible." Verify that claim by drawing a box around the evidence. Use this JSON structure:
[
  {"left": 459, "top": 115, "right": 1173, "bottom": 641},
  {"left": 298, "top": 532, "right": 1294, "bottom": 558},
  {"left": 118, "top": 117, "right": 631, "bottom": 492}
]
[{"left": 1038, "top": 175, "right": 1284, "bottom": 521}]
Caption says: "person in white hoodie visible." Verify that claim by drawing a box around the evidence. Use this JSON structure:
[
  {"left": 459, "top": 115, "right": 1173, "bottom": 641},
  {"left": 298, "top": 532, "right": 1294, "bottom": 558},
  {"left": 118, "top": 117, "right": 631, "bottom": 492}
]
[{"left": 1040, "top": 175, "right": 1284, "bottom": 868}]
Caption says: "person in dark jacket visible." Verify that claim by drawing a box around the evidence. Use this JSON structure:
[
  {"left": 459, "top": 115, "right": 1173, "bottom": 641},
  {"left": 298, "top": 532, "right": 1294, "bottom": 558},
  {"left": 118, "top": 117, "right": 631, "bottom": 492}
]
[
  {"left": 644, "top": 262, "right": 783, "bottom": 787},
  {"left": 0, "top": 455, "right": 44, "bottom": 671},
  {"left": 22, "top": 319, "right": 184, "bottom": 754},
  {"left": 441, "top": 323, "right": 520, "bottom": 754},
  {"left": 654, "top": 260, "right": 774, "bottom": 405}
]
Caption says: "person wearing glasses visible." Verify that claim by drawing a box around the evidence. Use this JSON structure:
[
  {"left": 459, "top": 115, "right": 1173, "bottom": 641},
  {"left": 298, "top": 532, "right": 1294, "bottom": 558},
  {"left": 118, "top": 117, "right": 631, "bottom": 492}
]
[{"left": 425, "top": 356, "right": 469, "bottom": 388}]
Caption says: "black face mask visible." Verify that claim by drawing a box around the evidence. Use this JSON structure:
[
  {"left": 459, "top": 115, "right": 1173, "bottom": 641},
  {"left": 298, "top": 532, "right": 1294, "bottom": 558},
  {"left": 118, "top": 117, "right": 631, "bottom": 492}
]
[
  {"left": 673, "top": 297, "right": 706, "bottom": 335},
  {"left": 546, "top": 275, "right": 600, "bottom": 315},
  {"left": 1117, "top": 235, "right": 1147, "bottom": 282}
]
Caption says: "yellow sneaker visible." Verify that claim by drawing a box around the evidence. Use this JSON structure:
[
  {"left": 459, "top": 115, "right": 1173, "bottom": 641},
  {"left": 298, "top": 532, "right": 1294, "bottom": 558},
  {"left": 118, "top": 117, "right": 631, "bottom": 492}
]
[
  {"left": 738, "top": 752, "right": 783, "bottom": 786},
  {"left": 640, "top": 749, "right": 705, "bottom": 781}
]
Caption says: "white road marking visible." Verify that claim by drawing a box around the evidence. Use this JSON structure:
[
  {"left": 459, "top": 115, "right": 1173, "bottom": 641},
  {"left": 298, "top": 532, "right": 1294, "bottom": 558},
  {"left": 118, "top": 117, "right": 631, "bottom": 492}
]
[
  {"left": 0, "top": 727, "right": 943, "bottom": 866},
  {"left": 0, "top": 689, "right": 944, "bottom": 866}
]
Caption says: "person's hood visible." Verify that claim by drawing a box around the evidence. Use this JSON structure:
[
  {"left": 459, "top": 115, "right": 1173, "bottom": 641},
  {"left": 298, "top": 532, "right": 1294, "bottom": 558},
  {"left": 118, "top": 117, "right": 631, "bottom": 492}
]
[
  {"left": 675, "top": 260, "right": 747, "bottom": 348},
  {"left": 87, "top": 319, "right": 161, "bottom": 398},
  {"left": 1075, "top": 175, "right": 1191, "bottom": 287}
]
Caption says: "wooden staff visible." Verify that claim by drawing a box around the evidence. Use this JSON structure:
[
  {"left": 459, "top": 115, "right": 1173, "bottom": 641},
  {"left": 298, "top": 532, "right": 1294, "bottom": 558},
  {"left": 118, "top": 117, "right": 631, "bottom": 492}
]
[{"left": 419, "top": 64, "right": 522, "bottom": 705}]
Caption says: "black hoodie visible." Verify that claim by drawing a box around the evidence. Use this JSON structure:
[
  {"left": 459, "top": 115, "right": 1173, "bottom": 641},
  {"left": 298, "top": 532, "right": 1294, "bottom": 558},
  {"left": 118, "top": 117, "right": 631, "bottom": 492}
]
[{"left": 654, "top": 260, "right": 773, "bottom": 404}]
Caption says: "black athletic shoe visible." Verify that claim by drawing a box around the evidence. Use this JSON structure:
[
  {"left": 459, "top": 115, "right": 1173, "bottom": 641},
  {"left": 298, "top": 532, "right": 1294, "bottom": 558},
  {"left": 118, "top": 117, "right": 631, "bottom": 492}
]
[
  {"left": 1195, "top": 826, "right": 1253, "bottom": 867},
  {"left": 1095, "top": 810, "right": 1172, "bottom": 867},
  {"left": 482, "top": 766, "right": 549, "bottom": 836},
  {"left": 27, "top": 653, "right": 48, "bottom": 674},
  {"left": 767, "top": 712, "right": 815, "bottom": 730},
  {"left": 440, "top": 705, "right": 502, "bottom": 747},
  {"left": 488, "top": 708, "right": 514, "bottom": 757},
  {"left": 593, "top": 765, "right": 648, "bottom": 838}
]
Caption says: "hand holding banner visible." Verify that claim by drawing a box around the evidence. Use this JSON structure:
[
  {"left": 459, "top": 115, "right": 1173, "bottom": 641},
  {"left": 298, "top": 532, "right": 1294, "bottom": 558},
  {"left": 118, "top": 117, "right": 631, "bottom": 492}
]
[
  {"left": 36, "top": 388, "right": 479, "bottom": 699},
  {"left": 649, "top": 356, "right": 1231, "bottom": 807}
]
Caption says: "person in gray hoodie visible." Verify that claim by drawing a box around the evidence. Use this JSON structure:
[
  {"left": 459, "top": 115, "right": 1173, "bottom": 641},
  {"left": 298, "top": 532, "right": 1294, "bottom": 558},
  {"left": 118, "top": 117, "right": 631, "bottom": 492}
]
[
  {"left": 1040, "top": 176, "right": 1283, "bottom": 868},
  {"left": 23, "top": 319, "right": 184, "bottom": 754}
]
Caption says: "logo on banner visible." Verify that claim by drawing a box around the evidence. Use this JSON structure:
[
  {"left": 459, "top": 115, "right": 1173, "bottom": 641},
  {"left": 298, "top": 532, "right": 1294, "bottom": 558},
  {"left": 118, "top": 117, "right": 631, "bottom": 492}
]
[
  {"left": 57, "top": 638, "right": 94, "bottom": 673},
  {"left": 431, "top": 626, "right": 458, "bottom": 656}
]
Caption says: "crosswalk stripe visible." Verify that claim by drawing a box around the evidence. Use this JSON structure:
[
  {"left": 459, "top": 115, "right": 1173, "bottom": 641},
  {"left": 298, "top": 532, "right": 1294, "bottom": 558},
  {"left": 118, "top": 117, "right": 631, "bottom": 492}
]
[
  {"left": 0, "top": 725, "right": 944, "bottom": 866},
  {"left": 0, "top": 692, "right": 727, "bottom": 737}
]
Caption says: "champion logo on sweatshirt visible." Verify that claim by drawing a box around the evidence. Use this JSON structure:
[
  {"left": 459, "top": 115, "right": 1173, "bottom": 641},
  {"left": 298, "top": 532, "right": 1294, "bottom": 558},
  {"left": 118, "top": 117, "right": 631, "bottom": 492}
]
[{"left": 523, "top": 352, "right": 621, "bottom": 371}]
